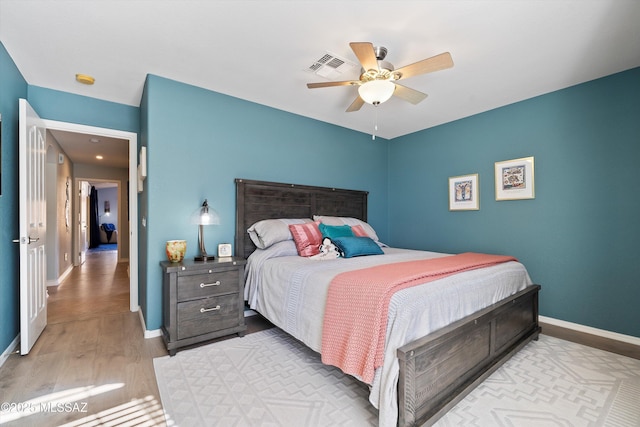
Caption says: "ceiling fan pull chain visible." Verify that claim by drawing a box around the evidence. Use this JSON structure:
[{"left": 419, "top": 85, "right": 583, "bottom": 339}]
[{"left": 372, "top": 106, "right": 378, "bottom": 140}]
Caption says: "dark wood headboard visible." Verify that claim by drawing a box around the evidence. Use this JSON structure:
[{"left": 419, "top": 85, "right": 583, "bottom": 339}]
[{"left": 235, "top": 178, "right": 368, "bottom": 259}]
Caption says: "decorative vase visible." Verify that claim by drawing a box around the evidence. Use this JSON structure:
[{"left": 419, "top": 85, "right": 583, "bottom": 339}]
[{"left": 166, "top": 240, "right": 187, "bottom": 263}]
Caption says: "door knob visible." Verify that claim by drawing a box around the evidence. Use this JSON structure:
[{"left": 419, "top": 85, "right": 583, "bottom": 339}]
[{"left": 12, "top": 237, "right": 39, "bottom": 244}]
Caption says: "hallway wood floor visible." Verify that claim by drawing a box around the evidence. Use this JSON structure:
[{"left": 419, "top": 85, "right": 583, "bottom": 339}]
[
  {"left": 0, "top": 249, "right": 273, "bottom": 427},
  {"left": 0, "top": 250, "right": 168, "bottom": 427}
]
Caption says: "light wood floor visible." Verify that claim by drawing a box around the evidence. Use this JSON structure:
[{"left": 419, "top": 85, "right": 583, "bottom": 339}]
[
  {"left": 0, "top": 250, "right": 168, "bottom": 426},
  {"left": 1, "top": 250, "right": 637, "bottom": 426},
  {"left": 0, "top": 249, "right": 272, "bottom": 427}
]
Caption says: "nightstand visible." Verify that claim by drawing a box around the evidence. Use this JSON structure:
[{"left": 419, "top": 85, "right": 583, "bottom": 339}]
[{"left": 161, "top": 257, "right": 247, "bottom": 355}]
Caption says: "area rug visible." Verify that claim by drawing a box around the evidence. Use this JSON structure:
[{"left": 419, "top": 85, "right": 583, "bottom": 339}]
[
  {"left": 154, "top": 328, "right": 640, "bottom": 427},
  {"left": 88, "top": 243, "right": 117, "bottom": 252}
]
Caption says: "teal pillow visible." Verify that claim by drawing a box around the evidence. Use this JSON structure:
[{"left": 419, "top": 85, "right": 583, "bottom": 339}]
[
  {"left": 319, "top": 223, "right": 354, "bottom": 239},
  {"left": 331, "top": 236, "right": 384, "bottom": 258}
]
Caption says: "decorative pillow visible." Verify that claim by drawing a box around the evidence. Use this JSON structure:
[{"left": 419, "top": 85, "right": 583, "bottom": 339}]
[
  {"left": 351, "top": 224, "right": 368, "bottom": 237},
  {"left": 247, "top": 218, "right": 312, "bottom": 249},
  {"left": 331, "top": 236, "right": 384, "bottom": 258},
  {"left": 289, "top": 221, "right": 323, "bottom": 257},
  {"left": 313, "top": 216, "right": 379, "bottom": 242},
  {"left": 319, "top": 223, "right": 355, "bottom": 240}
]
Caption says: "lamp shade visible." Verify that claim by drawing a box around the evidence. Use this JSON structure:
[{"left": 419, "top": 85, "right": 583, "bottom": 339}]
[
  {"left": 358, "top": 80, "right": 395, "bottom": 105},
  {"left": 191, "top": 199, "right": 220, "bottom": 225},
  {"left": 192, "top": 199, "right": 220, "bottom": 262}
]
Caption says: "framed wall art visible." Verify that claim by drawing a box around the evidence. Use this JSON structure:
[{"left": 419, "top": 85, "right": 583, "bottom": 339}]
[
  {"left": 65, "top": 176, "right": 71, "bottom": 230},
  {"left": 495, "top": 156, "right": 535, "bottom": 200},
  {"left": 448, "top": 173, "right": 479, "bottom": 211}
]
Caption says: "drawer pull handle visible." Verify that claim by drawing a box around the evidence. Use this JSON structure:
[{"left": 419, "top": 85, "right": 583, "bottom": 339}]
[
  {"left": 200, "top": 281, "right": 221, "bottom": 288},
  {"left": 200, "top": 305, "right": 221, "bottom": 313}
]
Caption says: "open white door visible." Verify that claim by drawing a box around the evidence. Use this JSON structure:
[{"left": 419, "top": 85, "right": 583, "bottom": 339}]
[
  {"left": 78, "top": 181, "right": 90, "bottom": 265},
  {"left": 18, "top": 99, "right": 47, "bottom": 355}
]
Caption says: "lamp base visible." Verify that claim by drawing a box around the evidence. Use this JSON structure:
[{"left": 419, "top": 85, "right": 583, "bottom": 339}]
[{"left": 194, "top": 254, "right": 215, "bottom": 262}]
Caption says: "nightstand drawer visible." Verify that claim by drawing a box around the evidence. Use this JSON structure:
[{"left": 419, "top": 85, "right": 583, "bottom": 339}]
[
  {"left": 176, "top": 293, "right": 240, "bottom": 340},
  {"left": 177, "top": 269, "right": 239, "bottom": 301},
  {"left": 162, "top": 258, "right": 246, "bottom": 355}
]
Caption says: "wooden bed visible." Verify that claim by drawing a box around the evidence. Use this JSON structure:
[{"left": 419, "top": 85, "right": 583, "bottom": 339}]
[{"left": 235, "top": 178, "right": 541, "bottom": 426}]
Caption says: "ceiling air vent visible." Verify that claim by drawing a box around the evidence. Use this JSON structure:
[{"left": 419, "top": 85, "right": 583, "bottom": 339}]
[{"left": 305, "top": 52, "right": 358, "bottom": 79}]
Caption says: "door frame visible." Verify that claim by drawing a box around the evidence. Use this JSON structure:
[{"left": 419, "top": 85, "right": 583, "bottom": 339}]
[
  {"left": 76, "top": 179, "right": 90, "bottom": 266},
  {"left": 43, "top": 119, "right": 139, "bottom": 313}
]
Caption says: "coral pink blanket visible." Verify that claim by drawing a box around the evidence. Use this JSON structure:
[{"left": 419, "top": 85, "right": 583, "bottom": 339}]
[{"left": 320, "top": 252, "right": 517, "bottom": 383}]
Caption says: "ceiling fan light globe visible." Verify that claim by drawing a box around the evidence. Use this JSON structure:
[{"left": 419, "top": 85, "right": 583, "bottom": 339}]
[{"left": 358, "top": 80, "right": 395, "bottom": 105}]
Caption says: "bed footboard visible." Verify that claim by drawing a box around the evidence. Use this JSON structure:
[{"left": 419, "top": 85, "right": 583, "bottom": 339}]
[{"left": 397, "top": 284, "right": 541, "bottom": 427}]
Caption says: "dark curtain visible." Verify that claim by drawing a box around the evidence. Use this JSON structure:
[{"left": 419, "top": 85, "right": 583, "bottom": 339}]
[{"left": 89, "top": 186, "right": 101, "bottom": 248}]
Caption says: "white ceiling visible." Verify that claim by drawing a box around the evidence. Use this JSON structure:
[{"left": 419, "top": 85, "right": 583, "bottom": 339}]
[
  {"left": 1, "top": 0, "right": 639, "bottom": 143},
  {"left": 48, "top": 129, "right": 129, "bottom": 168}
]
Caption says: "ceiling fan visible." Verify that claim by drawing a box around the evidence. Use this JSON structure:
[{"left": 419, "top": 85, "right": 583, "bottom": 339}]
[{"left": 307, "top": 42, "right": 454, "bottom": 112}]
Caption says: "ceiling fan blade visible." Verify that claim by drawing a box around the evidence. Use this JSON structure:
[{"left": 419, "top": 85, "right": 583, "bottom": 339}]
[
  {"left": 393, "top": 84, "right": 428, "bottom": 105},
  {"left": 307, "top": 80, "right": 358, "bottom": 89},
  {"left": 349, "top": 42, "right": 379, "bottom": 72},
  {"left": 394, "top": 52, "right": 453, "bottom": 80},
  {"left": 346, "top": 96, "right": 365, "bottom": 112}
]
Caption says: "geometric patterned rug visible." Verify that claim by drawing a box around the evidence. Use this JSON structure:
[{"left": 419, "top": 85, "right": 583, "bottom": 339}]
[
  {"left": 153, "top": 328, "right": 377, "bottom": 426},
  {"left": 437, "top": 334, "right": 640, "bottom": 427},
  {"left": 153, "top": 328, "right": 640, "bottom": 427}
]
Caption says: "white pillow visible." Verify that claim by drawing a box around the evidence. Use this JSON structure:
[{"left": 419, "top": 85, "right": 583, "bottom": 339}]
[
  {"left": 312, "top": 216, "right": 379, "bottom": 242},
  {"left": 247, "top": 218, "right": 312, "bottom": 249}
]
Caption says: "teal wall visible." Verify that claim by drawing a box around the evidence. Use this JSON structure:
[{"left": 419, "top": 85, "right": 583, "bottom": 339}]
[
  {"left": 139, "top": 77, "right": 150, "bottom": 331},
  {"left": 388, "top": 68, "right": 640, "bottom": 337},
  {"left": 0, "top": 42, "right": 28, "bottom": 352},
  {"left": 1, "top": 36, "right": 638, "bottom": 355},
  {"left": 140, "top": 75, "right": 389, "bottom": 329},
  {"left": 27, "top": 86, "right": 139, "bottom": 133}
]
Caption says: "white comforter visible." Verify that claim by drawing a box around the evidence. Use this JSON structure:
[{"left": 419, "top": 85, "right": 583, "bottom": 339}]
[{"left": 244, "top": 240, "right": 532, "bottom": 427}]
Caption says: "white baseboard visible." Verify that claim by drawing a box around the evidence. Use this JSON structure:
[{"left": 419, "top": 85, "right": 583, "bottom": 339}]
[
  {"left": 59, "top": 264, "right": 73, "bottom": 284},
  {"left": 137, "top": 307, "right": 162, "bottom": 339},
  {"left": 144, "top": 329, "right": 162, "bottom": 339},
  {"left": 540, "top": 315, "right": 640, "bottom": 346},
  {"left": 0, "top": 334, "right": 20, "bottom": 369},
  {"left": 46, "top": 264, "right": 74, "bottom": 287}
]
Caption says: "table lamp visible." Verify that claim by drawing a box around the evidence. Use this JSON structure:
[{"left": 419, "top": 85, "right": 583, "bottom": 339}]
[{"left": 191, "top": 199, "right": 220, "bottom": 261}]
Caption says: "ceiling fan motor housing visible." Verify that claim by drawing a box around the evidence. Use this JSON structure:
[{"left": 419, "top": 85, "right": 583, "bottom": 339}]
[
  {"left": 359, "top": 46, "right": 396, "bottom": 82},
  {"left": 361, "top": 60, "right": 395, "bottom": 82},
  {"left": 374, "top": 46, "right": 388, "bottom": 60}
]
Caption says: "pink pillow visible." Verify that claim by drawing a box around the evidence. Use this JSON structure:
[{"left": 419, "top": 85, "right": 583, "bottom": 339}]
[
  {"left": 351, "top": 224, "right": 368, "bottom": 237},
  {"left": 289, "top": 221, "right": 322, "bottom": 257}
]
